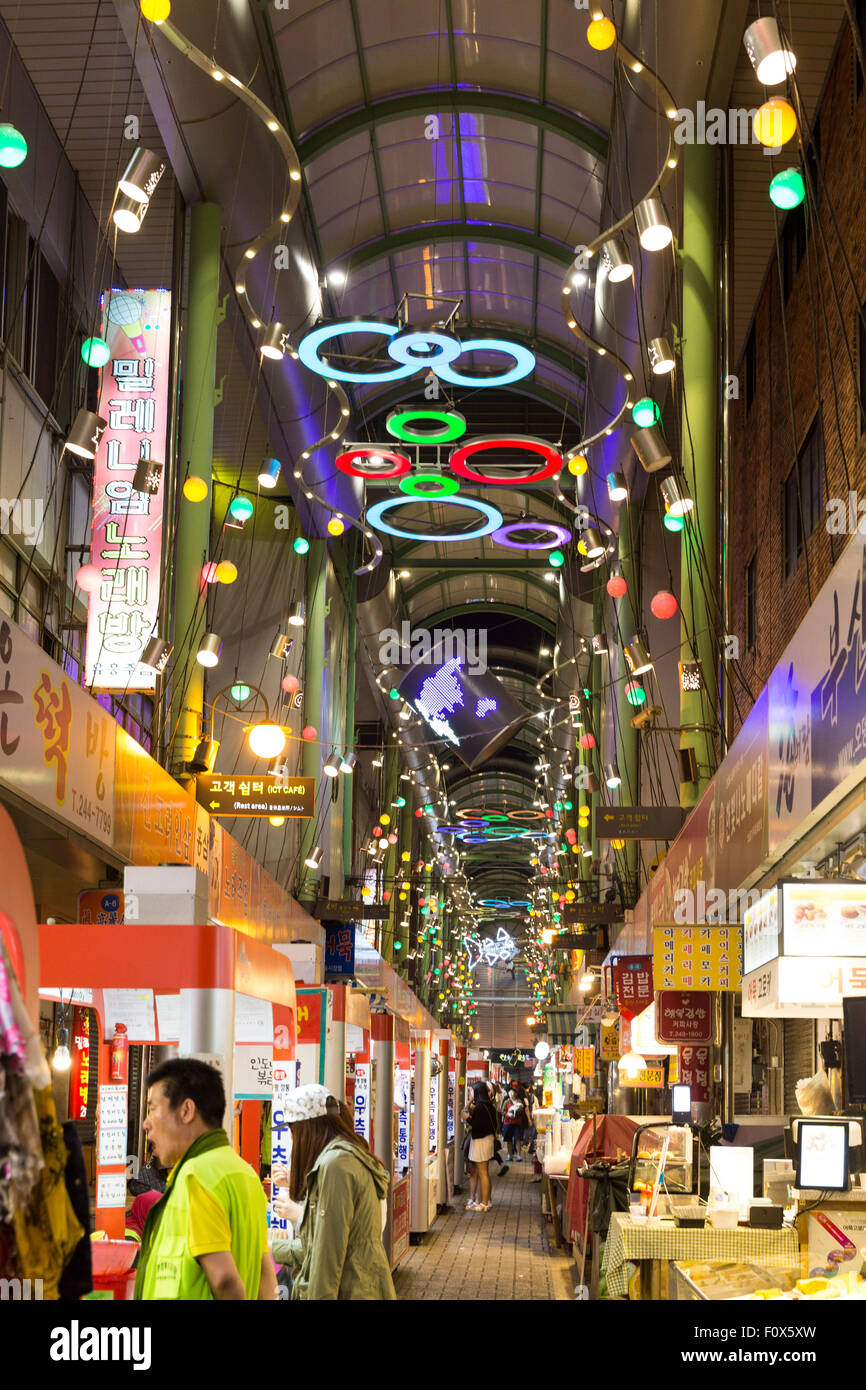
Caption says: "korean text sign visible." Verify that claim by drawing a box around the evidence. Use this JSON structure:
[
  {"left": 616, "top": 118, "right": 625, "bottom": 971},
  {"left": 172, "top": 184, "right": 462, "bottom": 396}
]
[
  {"left": 653, "top": 924, "right": 743, "bottom": 991},
  {"left": 611, "top": 956, "right": 654, "bottom": 1019},
  {"left": 325, "top": 923, "right": 356, "bottom": 976},
  {"left": 86, "top": 288, "right": 171, "bottom": 690},
  {"left": 656, "top": 991, "right": 713, "bottom": 1045}
]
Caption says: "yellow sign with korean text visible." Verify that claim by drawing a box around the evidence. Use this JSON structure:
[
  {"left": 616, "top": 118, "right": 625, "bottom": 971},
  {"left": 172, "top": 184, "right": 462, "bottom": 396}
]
[
  {"left": 575, "top": 1046, "right": 595, "bottom": 1077},
  {"left": 600, "top": 1020, "right": 620, "bottom": 1061},
  {"left": 634, "top": 1066, "right": 665, "bottom": 1088},
  {"left": 653, "top": 923, "right": 743, "bottom": 992}
]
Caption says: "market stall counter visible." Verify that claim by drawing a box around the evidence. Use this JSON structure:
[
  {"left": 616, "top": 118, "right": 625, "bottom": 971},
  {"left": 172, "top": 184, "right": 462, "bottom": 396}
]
[{"left": 602, "top": 1210, "right": 801, "bottom": 1299}]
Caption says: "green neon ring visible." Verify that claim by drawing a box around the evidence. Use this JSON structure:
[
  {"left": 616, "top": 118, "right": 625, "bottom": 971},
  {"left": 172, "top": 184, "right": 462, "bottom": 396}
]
[
  {"left": 386, "top": 408, "right": 467, "bottom": 444},
  {"left": 398, "top": 472, "right": 461, "bottom": 498}
]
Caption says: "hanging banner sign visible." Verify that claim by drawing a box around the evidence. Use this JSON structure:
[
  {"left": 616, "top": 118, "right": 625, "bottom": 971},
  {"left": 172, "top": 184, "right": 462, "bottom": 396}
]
[
  {"left": 678, "top": 1045, "right": 711, "bottom": 1103},
  {"left": 0, "top": 617, "right": 116, "bottom": 849},
  {"left": 197, "top": 774, "right": 314, "bottom": 819},
  {"left": 325, "top": 923, "right": 356, "bottom": 977},
  {"left": 600, "top": 1020, "right": 620, "bottom": 1061},
  {"left": 69, "top": 1006, "right": 91, "bottom": 1121},
  {"left": 611, "top": 956, "right": 654, "bottom": 1020},
  {"left": 86, "top": 288, "right": 172, "bottom": 691},
  {"left": 575, "top": 1046, "right": 595, "bottom": 1077},
  {"left": 354, "top": 1061, "right": 371, "bottom": 1142},
  {"left": 653, "top": 924, "right": 743, "bottom": 991},
  {"left": 656, "top": 991, "right": 714, "bottom": 1045}
]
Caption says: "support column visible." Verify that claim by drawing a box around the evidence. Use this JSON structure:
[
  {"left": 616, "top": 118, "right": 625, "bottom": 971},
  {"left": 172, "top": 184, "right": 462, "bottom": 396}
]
[
  {"left": 298, "top": 539, "right": 327, "bottom": 901},
  {"left": 410, "top": 1030, "right": 432, "bottom": 1236},
  {"left": 679, "top": 144, "right": 718, "bottom": 809},
  {"left": 437, "top": 1036, "right": 450, "bottom": 1207},
  {"left": 341, "top": 568, "right": 357, "bottom": 874},
  {"left": 380, "top": 744, "right": 399, "bottom": 959},
  {"left": 169, "top": 203, "right": 222, "bottom": 774},
  {"left": 590, "top": 575, "right": 603, "bottom": 870},
  {"left": 615, "top": 507, "right": 639, "bottom": 894}
]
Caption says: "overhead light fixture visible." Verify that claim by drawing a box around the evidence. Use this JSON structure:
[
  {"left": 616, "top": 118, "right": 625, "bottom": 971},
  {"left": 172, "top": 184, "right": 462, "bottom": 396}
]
[
  {"left": 660, "top": 475, "right": 694, "bottom": 517},
  {"left": 534, "top": 1040, "right": 551, "bottom": 1060},
  {"left": 607, "top": 471, "right": 628, "bottom": 502},
  {"left": 630, "top": 424, "right": 672, "bottom": 474},
  {"left": 586, "top": 772, "right": 600, "bottom": 794},
  {"left": 248, "top": 722, "right": 287, "bottom": 759},
  {"left": 305, "top": 846, "right": 323, "bottom": 871},
  {"left": 140, "top": 634, "right": 172, "bottom": 674},
  {"left": 270, "top": 634, "right": 293, "bottom": 660},
  {"left": 743, "top": 17, "right": 797, "bottom": 87},
  {"left": 624, "top": 637, "right": 653, "bottom": 676},
  {"left": 602, "top": 236, "right": 634, "bottom": 282},
  {"left": 288, "top": 602, "right": 305, "bottom": 627},
  {"left": 0, "top": 122, "right": 27, "bottom": 168},
  {"left": 583, "top": 527, "right": 606, "bottom": 559},
  {"left": 604, "top": 760, "right": 622, "bottom": 789},
  {"left": 113, "top": 193, "right": 149, "bottom": 233},
  {"left": 769, "top": 167, "right": 805, "bottom": 210},
  {"left": 260, "top": 322, "right": 288, "bottom": 361},
  {"left": 117, "top": 147, "right": 165, "bottom": 203},
  {"left": 189, "top": 736, "right": 219, "bottom": 773},
  {"left": 196, "top": 633, "right": 223, "bottom": 668},
  {"left": 132, "top": 457, "right": 163, "bottom": 496},
  {"left": 648, "top": 336, "right": 676, "bottom": 375},
  {"left": 65, "top": 409, "right": 107, "bottom": 460},
  {"left": 51, "top": 1024, "right": 71, "bottom": 1072},
  {"left": 257, "top": 457, "right": 282, "bottom": 489},
  {"left": 326, "top": 268, "right": 347, "bottom": 287},
  {"left": 340, "top": 752, "right": 357, "bottom": 774},
  {"left": 323, "top": 753, "right": 341, "bottom": 778},
  {"left": 631, "top": 396, "right": 661, "bottom": 428},
  {"left": 618, "top": 1048, "right": 647, "bottom": 1081},
  {"left": 634, "top": 196, "right": 672, "bottom": 252}
]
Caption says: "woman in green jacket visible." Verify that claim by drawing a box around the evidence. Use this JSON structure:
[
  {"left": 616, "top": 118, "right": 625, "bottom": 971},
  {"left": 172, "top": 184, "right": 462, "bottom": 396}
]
[{"left": 270, "top": 1084, "right": 396, "bottom": 1301}]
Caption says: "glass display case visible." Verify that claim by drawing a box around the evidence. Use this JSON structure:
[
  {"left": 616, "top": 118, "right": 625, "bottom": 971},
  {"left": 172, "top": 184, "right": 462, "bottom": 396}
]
[{"left": 628, "top": 1122, "right": 697, "bottom": 1195}]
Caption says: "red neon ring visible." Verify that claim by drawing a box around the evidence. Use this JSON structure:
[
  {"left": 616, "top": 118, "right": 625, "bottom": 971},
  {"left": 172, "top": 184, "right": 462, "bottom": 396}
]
[
  {"left": 448, "top": 435, "right": 563, "bottom": 485},
  {"left": 336, "top": 447, "right": 411, "bottom": 480}
]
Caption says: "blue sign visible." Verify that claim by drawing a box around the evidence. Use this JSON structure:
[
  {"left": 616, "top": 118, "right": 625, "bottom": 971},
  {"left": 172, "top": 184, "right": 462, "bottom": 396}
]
[{"left": 325, "top": 922, "right": 355, "bottom": 977}]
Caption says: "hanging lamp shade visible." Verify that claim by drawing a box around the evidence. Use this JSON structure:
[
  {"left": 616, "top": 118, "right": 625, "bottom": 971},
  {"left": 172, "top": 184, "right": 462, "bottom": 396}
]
[
  {"left": 624, "top": 637, "right": 653, "bottom": 676},
  {"left": 196, "top": 633, "right": 223, "bottom": 668},
  {"left": 81, "top": 337, "right": 111, "bottom": 368},
  {"left": 651, "top": 589, "right": 679, "bottom": 619},
  {"left": 140, "top": 635, "right": 173, "bottom": 674},
  {"left": 630, "top": 424, "right": 671, "bottom": 474},
  {"left": 606, "top": 572, "right": 627, "bottom": 598},
  {"left": 648, "top": 336, "right": 676, "bottom": 375},
  {"left": 65, "top": 409, "right": 107, "bottom": 459},
  {"left": 634, "top": 196, "right": 672, "bottom": 251},
  {"left": 602, "top": 236, "right": 634, "bottom": 282},
  {"left": 260, "top": 322, "right": 288, "bottom": 360},
  {"left": 660, "top": 475, "right": 694, "bottom": 516},
  {"left": 118, "top": 147, "right": 165, "bottom": 203},
  {"left": 607, "top": 471, "right": 628, "bottom": 502},
  {"left": 583, "top": 527, "right": 606, "bottom": 559},
  {"left": 248, "top": 723, "right": 287, "bottom": 759},
  {"left": 75, "top": 564, "right": 102, "bottom": 593},
  {"left": 113, "top": 193, "right": 149, "bottom": 233},
  {"left": 257, "top": 457, "right": 282, "bottom": 489},
  {"left": 743, "top": 17, "right": 796, "bottom": 87}
]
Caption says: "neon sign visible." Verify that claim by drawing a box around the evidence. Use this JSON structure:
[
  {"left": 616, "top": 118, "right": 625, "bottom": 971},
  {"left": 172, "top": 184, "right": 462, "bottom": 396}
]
[
  {"left": 297, "top": 320, "right": 536, "bottom": 387},
  {"left": 365, "top": 495, "right": 503, "bottom": 542},
  {"left": 464, "top": 928, "right": 519, "bottom": 970}
]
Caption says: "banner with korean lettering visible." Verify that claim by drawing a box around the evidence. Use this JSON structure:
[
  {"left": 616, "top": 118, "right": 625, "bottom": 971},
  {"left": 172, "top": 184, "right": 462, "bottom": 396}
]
[
  {"left": 0, "top": 616, "right": 115, "bottom": 848},
  {"left": 653, "top": 924, "right": 743, "bottom": 991},
  {"left": 86, "top": 287, "right": 171, "bottom": 690},
  {"left": 656, "top": 991, "right": 714, "bottom": 1045},
  {"left": 611, "top": 956, "right": 654, "bottom": 1020},
  {"left": 678, "top": 1045, "right": 711, "bottom": 1103}
]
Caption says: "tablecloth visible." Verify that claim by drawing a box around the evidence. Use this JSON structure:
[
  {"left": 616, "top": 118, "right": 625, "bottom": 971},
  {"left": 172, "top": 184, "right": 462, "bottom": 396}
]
[
  {"left": 565, "top": 1115, "right": 638, "bottom": 1243},
  {"left": 602, "top": 1211, "right": 801, "bottom": 1298}
]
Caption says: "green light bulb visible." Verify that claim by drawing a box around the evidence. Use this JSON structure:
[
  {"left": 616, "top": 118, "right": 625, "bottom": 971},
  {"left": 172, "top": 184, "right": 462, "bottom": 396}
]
[
  {"left": 293, "top": 536, "right": 310, "bottom": 555},
  {"left": 229, "top": 495, "right": 254, "bottom": 522},
  {"left": 769, "top": 167, "right": 805, "bottom": 210},
  {"left": 548, "top": 549, "right": 565, "bottom": 568},
  {"left": 664, "top": 511, "right": 685, "bottom": 532},
  {"left": 81, "top": 337, "right": 111, "bottom": 368},
  {"left": 631, "top": 396, "right": 660, "bottom": 428}
]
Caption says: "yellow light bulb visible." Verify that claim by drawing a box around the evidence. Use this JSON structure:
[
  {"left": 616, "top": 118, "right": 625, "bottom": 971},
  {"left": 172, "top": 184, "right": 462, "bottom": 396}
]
[
  {"left": 141, "top": 0, "right": 171, "bottom": 21},
  {"left": 586, "top": 15, "right": 616, "bottom": 49},
  {"left": 183, "top": 475, "right": 208, "bottom": 502},
  {"left": 754, "top": 98, "right": 797, "bottom": 147},
  {"left": 327, "top": 517, "right": 345, "bottom": 536},
  {"left": 568, "top": 454, "right": 589, "bottom": 476},
  {"left": 215, "top": 560, "right": 237, "bottom": 584}
]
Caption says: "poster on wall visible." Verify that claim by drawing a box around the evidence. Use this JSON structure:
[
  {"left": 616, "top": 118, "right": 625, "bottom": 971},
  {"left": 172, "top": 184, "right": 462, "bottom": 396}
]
[{"left": 86, "top": 287, "right": 172, "bottom": 691}]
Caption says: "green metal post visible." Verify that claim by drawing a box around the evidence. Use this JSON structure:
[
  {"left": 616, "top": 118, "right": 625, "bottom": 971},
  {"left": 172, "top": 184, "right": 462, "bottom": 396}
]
[
  {"left": 591, "top": 575, "right": 603, "bottom": 868},
  {"left": 298, "top": 539, "right": 327, "bottom": 902},
  {"left": 341, "top": 577, "right": 357, "bottom": 875},
  {"left": 616, "top": 506, "right": 638, "bottom": 891},
  {"left": 169, "top": 203, "right": 222, "bottom": 773},
  {"left": 379, "top": 744, "right": 399, "bottom": 960},
  {"left": 679, "top": 144, "right": 718, "bottom": 809}
]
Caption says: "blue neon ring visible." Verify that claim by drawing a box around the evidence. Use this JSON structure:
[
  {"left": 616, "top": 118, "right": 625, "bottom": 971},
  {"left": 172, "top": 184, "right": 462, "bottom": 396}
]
[
  {"left": 436, "top": 337, "right": 536, "bottom": 388},
  {"left": 365, "top": 495, "right": 503, "bottom": 542},
  {"left": 387, "top": 329, "right": 462, "bottom": 367},
  {"left": 297, "top": 321, "right": 416, "bottom": 384}
]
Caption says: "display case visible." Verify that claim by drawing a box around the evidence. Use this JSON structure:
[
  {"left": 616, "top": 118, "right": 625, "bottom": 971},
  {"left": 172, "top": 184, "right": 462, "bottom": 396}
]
[
  {"left": 672, "top": 1260, "right": 800, "bottom": 1301},
  {"left": 628, "top": 1122, "right": 697, "bottom": 1195}
]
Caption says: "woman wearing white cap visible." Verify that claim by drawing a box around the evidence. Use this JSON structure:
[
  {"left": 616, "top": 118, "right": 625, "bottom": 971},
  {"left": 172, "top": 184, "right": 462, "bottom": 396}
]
[{"left": 269, "top": 1084, "right": 396, "bottom": 1300}]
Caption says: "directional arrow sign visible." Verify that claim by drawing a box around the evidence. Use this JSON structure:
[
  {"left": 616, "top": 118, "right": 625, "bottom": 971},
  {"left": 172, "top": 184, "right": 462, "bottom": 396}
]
[
  {"left": 561, "top": 903, "right": 620, "bottom": 924},
  {"left": 594, "top": 805, "right": 686, "bottom": 840},
  {"left": 196, "top": 773, "right": 314, "bottom": 819}
]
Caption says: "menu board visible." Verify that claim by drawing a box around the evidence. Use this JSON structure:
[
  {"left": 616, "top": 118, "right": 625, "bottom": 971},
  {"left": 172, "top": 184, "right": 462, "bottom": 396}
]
[
  {"left": 653, "top": 925, "right": 743, "bottom": 991},
  {"left": 781, "top": 880, "right": 866, "bottom": 958},
  {"left": 743, "top": 887, "right": 780, "bottom": 975}
]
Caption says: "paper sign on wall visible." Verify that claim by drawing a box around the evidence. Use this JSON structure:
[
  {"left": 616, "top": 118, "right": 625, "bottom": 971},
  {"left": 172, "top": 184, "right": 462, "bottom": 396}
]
[
  {"left": 103, "top": 988, "right": 156, "bottom": 1042},
  {"left": 96, "top": 1173, "right": 127, "bottom": 1208},
  {"left": 234, "top": 1045, "right": 273, "bottom": 1099},
  {"left": 98, "top": 1126, "right": 127, "bottom": 1166},
  {"left": 99, "top": 1085, "right": 128, "bottom": 1130}
]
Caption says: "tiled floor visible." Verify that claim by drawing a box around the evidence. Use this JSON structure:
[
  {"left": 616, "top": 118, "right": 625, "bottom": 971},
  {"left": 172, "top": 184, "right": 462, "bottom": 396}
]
[{"left": 393, "top": 1161, "right": 575, "bottom": 1301}]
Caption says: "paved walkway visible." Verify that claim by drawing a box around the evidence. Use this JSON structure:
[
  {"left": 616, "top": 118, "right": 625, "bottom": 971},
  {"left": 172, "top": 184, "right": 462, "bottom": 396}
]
[{"left": 393, "top": 1161, "right": 575, "bottom": 1301}]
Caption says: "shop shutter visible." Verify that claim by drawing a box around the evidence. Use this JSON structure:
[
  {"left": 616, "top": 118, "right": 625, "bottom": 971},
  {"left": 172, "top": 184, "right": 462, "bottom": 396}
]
[{"left": 783, "top": 1018, "right": 816, "bottom": 1113}]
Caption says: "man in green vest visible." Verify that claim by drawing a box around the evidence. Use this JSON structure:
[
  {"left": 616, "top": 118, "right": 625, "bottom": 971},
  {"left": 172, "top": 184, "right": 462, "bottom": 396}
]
[{"left": 134, "top": 1057, "right": 277, "bottom": 1301}]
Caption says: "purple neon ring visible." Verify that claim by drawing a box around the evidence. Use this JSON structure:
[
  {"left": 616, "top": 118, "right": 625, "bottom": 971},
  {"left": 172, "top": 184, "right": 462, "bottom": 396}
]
[{"left": 491, "top": 522, "right": 571, "bottom": 550}]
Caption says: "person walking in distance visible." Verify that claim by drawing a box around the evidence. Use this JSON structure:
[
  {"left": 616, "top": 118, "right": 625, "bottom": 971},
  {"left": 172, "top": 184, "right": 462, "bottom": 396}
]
[
  {"left": 461, "top": 1081, "right": 497, "bottom": 1211},
  {"left": 502, "top": 1084, "right": 526, "bottom": 1162}
]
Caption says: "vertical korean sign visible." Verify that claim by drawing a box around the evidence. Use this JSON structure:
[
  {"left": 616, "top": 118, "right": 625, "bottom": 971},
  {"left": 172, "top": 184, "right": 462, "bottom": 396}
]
[{"left": 86, "top": 288, "right": 171, "bottom": 690}]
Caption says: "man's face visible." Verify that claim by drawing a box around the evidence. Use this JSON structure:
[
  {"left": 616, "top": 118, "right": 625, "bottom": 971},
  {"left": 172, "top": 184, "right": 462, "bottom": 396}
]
[{"left": 143, "top": 1081, "right": 195, "bottom": 1169}]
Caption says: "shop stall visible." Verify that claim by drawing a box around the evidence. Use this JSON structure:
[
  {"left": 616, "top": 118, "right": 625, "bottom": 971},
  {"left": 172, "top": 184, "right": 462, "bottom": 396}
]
[{"left": 38, "top": 919, "right": 296, "bottom": 1239}]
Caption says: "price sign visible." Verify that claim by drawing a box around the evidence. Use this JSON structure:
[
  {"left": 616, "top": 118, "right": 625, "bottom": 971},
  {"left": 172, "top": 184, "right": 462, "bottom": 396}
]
[{"left": 99, "top": 1085, "right": 128, "bottom": 1130}]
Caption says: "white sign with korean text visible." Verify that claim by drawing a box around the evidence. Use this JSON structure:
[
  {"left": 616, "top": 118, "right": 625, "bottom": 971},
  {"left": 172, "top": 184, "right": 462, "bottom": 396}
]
[
  {"left": 234, "top": 1044, "right": 273, "bottom": 1099},
  {"left": 86, "top": 287, "right": 171, "bottom": 690},
  {"left": 354, "top": 1061, "right": 371, "bottom": 1142},
  {"left": 234, "top": 995, "right": 274, "bottom": 1043},
  {"left": 743, "top": 887, "right": 780, "bottom": 975},
  {"left": 98, "top": 1126, "right": 127, "bottom": 1166},
  {"left": 99, "top": 1085, "right": 128, "bottom": 1130},
  {"left": 96, "top": 1172, "right": 127, "bottom": 1208},
  {"left": 103, "top": 988, "right": 156, "bottom": 1042},
  {"left": 742, "top": 955, "right": 866, "bottom": 1018}
]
